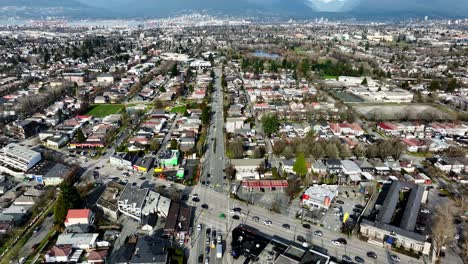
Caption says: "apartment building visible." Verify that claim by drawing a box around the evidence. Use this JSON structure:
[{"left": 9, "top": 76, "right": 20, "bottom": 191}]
[{"left": 0, "top": 144, "right": 41, "bottom": 176}]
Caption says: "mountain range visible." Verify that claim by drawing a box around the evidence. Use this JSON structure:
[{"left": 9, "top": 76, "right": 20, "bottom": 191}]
[{"left": 0, "top": 0, "right": 466, "bottom": 19}]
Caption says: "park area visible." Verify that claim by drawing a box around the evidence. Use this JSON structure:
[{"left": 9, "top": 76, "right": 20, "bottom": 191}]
[{"left": 84, "top": 104, "right": 124, "bottom": 117}]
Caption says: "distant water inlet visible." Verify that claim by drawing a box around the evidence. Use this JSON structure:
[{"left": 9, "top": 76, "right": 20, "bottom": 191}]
[{"left": 251, "top": 50, "right": 280, "bottom": 59}]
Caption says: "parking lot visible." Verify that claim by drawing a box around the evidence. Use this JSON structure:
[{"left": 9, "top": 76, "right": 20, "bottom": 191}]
[{"left": 321, "top": 186, "right": 366, "bottom": 233}]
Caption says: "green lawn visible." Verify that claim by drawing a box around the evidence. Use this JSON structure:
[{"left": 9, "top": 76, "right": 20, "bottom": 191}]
[
  {"left": 170, "top": 105, "right": 187, "bottom": 114},
  {"left": 85, "top": 104, "right": 124, "bottom": 117},
  {"left": 324, "top": 75, "right": 338, "bottom": 80}
]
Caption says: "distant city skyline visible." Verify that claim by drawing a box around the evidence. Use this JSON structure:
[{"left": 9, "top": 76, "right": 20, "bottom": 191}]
[{"left": 0, "top": 0, "right": 466, "bottom": 19}]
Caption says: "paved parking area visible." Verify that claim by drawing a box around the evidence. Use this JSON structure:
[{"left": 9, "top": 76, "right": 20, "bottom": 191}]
[{"left": 321, "top": 186, "right": 366, "bottom": 232}]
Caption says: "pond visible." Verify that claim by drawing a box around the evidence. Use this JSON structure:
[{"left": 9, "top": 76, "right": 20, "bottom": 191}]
[{"left": 251, "top": 50, "right": 280, "bottom": 59}]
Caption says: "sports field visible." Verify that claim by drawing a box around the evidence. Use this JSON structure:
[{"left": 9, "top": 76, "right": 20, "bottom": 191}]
[{"left": 85, "top": 104, "right": 124, "bottom": 117}]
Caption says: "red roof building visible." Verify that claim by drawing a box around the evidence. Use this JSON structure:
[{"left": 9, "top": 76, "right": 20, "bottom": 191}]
[
  {"left": 64, "top": 209, "right": 94, "bottom": 227},
  {"left": 241, "top": 180, "right": 288, "bottom": 192}
]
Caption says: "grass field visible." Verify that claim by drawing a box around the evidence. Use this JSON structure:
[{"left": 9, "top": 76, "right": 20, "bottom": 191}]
[
  {"left": 170, "top": 105, "right": 187, "bottom": 114},
  {"left": 85, "top": 104, "right": 124, "bottom": 117},
  {"left": 324, "top": 75, "right": 338, "bottom": 80}
]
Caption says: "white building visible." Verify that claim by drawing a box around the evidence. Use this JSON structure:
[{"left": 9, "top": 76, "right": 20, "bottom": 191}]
[
  {"left": 190, "top": 60, "right": 212, "bottom": 70},
  {"left": 301, "top": 185, "right": 339, "bottom": 210},
  {"left": 118, "top": 184, "right": 149, "bottom": 222},
  {"left": 0, "top": 144, "right": 41, "bottom": 176},
  {"left": 96, "top": 73, "right": 114, "bottom": 84},
  {"left": 225, "top": 117, "right": 246, "bottom": 133},
  {"left": 56, "top": 233, "right": 98, "bottom": 250},
  {"left": 230, "top": 159, "right": 264, "bottom": 180}
]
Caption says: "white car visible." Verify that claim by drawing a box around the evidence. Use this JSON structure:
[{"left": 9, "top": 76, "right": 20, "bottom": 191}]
[
  {"left": 229, "top": 210, "right": 237, "bottom": 215},
  {"left": 331, "top": 240, "right": 341, "bottom": 246},
  {"left": 263, "top": 220, "right": 272, "bottom": 226},
  {"left": 420, "top": 209, "right": 430, "bottom": 214},
  {"left": 390, "top": 255, "right": 400, "bottom": 262},
  {"left": 197, "top": 224, "right": 202, "bottom": 231}
]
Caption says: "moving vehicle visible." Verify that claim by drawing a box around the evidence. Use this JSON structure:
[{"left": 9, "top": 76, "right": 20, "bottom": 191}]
[
  {"left": 263, "top": 220, "right": 272, "bottom": 226},
  {"left": 282, "top": 224, "right": 290, "bottom": 229},
  {"left": 197, "top": 224, "right": 202, "bottom": 231},
  {"left": 216, "top": 243, "right": 223, "bottom": 259},
  {"left": 302, "top": 224, "right": 311, "bottom": 229}
]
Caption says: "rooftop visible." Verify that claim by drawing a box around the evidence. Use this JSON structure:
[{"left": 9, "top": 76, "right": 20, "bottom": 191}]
[
  {"left": 119, "top": 184, "right": 149, "bottom": 209},
  {"left": 2, "top": 143, "right": 40, "bottom": 161}
]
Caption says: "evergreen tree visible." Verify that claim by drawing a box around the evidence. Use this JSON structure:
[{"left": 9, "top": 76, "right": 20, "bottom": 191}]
[{"left": 293, "top": 153, "right": 308, "bottom": 177}]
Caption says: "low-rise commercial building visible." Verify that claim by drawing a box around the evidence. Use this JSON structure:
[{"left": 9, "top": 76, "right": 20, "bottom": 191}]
[
  {"left": 0, "top": 144, "right": 41, "bottom": 177},
  {"left": 301, "top": 185, "right": 339, "bottom": 210}
]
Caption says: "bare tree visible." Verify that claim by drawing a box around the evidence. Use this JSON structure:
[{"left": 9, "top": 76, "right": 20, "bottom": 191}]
[{"left": 431, "top": 201, "right": 456, "bottom": 259}]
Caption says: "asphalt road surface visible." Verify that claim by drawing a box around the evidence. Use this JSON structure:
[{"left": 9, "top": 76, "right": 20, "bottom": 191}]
[
  {"left": 189, "top": 186, "right": 424, "bottom": 264},
  {"left": 200, "top": 68, "right": 227, "bottom": 193}
]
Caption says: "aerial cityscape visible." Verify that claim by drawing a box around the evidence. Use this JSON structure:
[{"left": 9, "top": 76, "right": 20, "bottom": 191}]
[{"left": 0, "top": 1, "right": 466, "bottom": 264}]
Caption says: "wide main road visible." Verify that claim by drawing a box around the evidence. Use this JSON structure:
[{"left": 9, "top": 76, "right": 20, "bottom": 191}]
[
  {"left": 189, "top": 187, "right": 424, "bottom": 264},
  {"left": 200, "top": 68, "right": 227, "bottom": 193}
]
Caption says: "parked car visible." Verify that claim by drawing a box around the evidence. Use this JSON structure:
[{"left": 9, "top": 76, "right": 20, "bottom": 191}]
[
  {"left": 336, "top": 200, "right": 344, "bottom": 204},
  {"left": 252, "top": 216, "right": 259, "bottom": 222},
  {"left": 263, "top": 220, "right": 272, "bottom": 226},
  {"left": 313, "top": 230, "right": 323, "bottom": 237},
  {"left": 302, "top": 224, "right": 311, "bottom": 229},
  {"left": 297, "top": 236, "right": 306, "bottom": 243},
  {"left": 331, "top": 240, "right": 341, "bottom": 246},
  {"left": 390, "top": 255, "right": 400, "bottom": 262},
  {"left": 354, "top": 256, "right": 365, "bottom": 263},
  {"left": 367, "top": 251, "right": 378, "bottom": 259},
  {"left": 201, "top": 204, "right": 209, "bottom": 209},
  {"left": 336, "top": 238, "right": 347, "bottom": 245},
  {"left": 232, "top": 215, "right": 240, "bottom": 220},
  {"left": 197, "top": 224, "right": 202, "bottom": 231},
  {"left": 282, "top": 224, "right": 290, "bottom": 229},
  {"left": 342, "top": 255, "right": 352, "bottom": 263}
]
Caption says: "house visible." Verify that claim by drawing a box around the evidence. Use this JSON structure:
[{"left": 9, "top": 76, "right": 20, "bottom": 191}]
[
  {"left": 5, "top": 120, "right": 42, "bottom": 139},
  {"left": 280, "top": 159, "right": 295, "bottom": 174},
  {"left": 325, "top": 159, "right": 342, "bottom": 175},
  {"left": 45, "top": 134, "right": 69, "bottom": 149},
  {"left": 64, "top": 209, "right": 94, "bottom": 227},
  {"left": 341, "top": 160, "right": 362, "bottom": 183},
  {"left": 230, "top": 159, "right": 265, "bottom": 180},
  {"left": 311, "top": 160, "right": 327, "bottom": 175},
  {"left": 94, "top": 96, "right": 107, "bottom": 104},
  {"left": 56, "top": 233, "right": 99, "bottom": 250},
  {"left": 96, "top": 181, "right": 125, "bottom": 221},
  {"left": 301, "top": 185, "right": 339, "bottom": 210},
  {"left": 45, "top": 246, "right": 73, "bottom": 263},
  {"left": 97, "top": 73, "right": 114, "bottom": 84},
  {"left": 87, "top": 249, "right": 108, "bottom": 263},
  {"left": 42, "top": 163, "right": 74, "bottom": 186},
  {"left": 226, "top": 117, "right": 246, "bottom": 133}
]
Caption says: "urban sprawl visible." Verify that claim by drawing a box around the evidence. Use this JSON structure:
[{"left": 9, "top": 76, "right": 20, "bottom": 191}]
[{"left": 0, "top": 15, "right": 467, "bottom": 264}]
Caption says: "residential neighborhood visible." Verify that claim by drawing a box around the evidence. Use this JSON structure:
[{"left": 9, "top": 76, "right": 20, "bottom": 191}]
[{"left": 0, "top": 11, "right": 466, "bottom": 264}]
